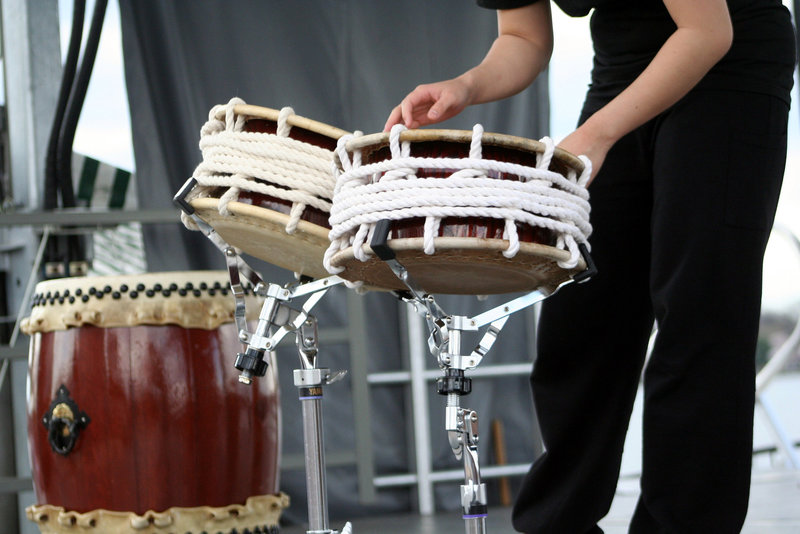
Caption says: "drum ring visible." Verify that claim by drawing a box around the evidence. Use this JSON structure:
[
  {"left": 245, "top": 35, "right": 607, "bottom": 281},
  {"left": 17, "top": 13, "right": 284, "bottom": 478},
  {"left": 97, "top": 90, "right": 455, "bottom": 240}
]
[{"left": 41, "top": 385, "right": 90, "bottom": 456}]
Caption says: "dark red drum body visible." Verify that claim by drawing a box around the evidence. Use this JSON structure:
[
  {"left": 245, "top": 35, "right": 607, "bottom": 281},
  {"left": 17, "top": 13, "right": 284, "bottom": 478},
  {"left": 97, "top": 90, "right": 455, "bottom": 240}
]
[
  {"left": 23, "top": 272, "right": 286, "bottom": 533},
  {"left": 328, "top": 129, "right": 590, "bottom": 295},
  {"left": 186, "top": 102, "right": 349, "bottom": 279}
]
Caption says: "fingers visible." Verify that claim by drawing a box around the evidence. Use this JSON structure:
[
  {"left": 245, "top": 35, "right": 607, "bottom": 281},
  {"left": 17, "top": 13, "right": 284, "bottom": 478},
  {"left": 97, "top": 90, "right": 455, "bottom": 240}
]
[
  {"left": 427, "top": 92, "right": 455, "bottom": 122},
  {"left": 383, "top": 96, "right": 432, "bottom": 131},
  {"left": 401, "top": 97, "right": 418, "bottom": 129},
  {"left": 383, "top": 106, "right": 403, "bottom": 132},
  {"left": 384, "top": 81, "right": 466, "bottom": 131}
]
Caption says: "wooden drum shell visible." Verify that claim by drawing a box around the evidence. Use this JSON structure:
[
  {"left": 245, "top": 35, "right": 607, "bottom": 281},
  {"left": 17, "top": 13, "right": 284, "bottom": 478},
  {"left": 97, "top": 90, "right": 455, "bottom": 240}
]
[
  {"left": 189, "top": 104, "right": 348, "bottom": 279},
  {"left": 23, "top": 272, "right": 281, "bottom": 519},
  {"left": 329, "top": 130, "right": 587, "bottom": 295}
]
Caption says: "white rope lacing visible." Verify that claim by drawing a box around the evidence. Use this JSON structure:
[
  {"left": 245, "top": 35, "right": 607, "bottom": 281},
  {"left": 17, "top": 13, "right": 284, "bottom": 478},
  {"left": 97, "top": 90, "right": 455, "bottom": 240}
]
[
  {"left": 181, "top": 97, "right": 337, "bottom": 235},
  {"left": 323, "top": 124, "right": 592, "bottom": 275}
]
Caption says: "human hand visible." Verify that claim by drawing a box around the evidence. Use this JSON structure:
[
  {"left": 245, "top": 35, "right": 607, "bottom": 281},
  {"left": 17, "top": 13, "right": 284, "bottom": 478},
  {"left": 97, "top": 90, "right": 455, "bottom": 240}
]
[
  {"left": 557, "top": 126, "right": 614, "bottom": 186},
  {"left": 384, "top": 78, "right": 472, "bottom": 131}
]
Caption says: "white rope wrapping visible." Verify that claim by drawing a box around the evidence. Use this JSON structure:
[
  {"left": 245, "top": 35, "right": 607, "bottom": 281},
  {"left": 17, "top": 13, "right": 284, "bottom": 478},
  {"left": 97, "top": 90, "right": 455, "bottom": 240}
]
[
  {"left": 181, "top": 97, "right": 337, "bottom": 234},
  {"left": 324, "top": 124, "right": 592, "bottom": 274}
]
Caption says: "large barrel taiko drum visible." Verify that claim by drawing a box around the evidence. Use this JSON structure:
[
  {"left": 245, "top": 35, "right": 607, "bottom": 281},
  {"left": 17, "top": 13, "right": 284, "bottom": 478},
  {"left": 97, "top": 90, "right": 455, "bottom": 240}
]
[{"left": 22, "top": 271, "right": 287, "bottom": 534}]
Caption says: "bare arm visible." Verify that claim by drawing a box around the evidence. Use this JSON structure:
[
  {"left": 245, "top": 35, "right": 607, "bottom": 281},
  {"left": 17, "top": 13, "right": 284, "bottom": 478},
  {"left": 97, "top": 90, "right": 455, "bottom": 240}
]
[
  {"left": 559, "top": 0, "right": 733, "bottom": 181},
  {"left": 384, "top": 3, "right": 553, "bottom": 130},
  {"left": 384, "top": 0, "right": 733, "bottom": 184}
]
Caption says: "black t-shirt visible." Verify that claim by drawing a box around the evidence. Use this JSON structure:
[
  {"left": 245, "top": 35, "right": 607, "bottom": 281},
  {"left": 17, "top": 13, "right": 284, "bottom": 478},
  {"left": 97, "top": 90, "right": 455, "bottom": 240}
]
[{"left": 476, "top": 0, "right": 796, "bottom": 106}]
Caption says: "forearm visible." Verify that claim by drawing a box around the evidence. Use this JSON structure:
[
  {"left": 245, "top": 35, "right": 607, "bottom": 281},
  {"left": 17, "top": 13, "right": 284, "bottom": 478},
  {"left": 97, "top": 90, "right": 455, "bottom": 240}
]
[
  {"left": 458, "top": 31, "right": 552, "bottom": 106},
  {"left": 385, "top": 2, "right": 553, "bottom": 130},
  {"left": 577, "top": 2, "right": 733, "bottom": 151}
]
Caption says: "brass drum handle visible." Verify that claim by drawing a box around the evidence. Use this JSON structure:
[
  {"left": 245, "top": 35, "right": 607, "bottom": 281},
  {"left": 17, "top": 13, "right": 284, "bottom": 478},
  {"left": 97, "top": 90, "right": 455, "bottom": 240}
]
[{"left": 42, "top": 385, "right": 90, "bottom": 456}]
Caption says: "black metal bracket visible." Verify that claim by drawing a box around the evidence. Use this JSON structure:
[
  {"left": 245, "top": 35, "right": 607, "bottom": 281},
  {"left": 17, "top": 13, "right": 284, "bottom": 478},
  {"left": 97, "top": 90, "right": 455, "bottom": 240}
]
[
  {"left": 573, "top": 243, "right": 597, "bottom": 284},
  {"left": 173, "top": 177, "right": 197, "bottom": 215},
  {"left": 369, "top": 218, "right": 395, "bottom": 261}
]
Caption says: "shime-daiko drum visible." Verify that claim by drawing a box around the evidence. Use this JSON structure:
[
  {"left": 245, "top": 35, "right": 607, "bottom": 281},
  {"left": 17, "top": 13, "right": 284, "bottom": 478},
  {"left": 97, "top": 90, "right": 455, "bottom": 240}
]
[
  {"left": 179, "top": 98, "right": 348, "bottom": 279},
  {"left": 22, "top": 272, "right": 287, "bottom": 534},
  {"left": 325, "top": 125, "right": 592, "bottom": 295}
]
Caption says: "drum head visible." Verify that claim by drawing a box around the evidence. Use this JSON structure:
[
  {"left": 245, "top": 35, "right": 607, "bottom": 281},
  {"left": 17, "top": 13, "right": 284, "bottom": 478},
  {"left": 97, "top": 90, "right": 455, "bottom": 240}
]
[
  {"left": 329, "top": 237, "right": 585, "bottom": 295},
  {"left": 191, "top": 197, "right": 331, "bottom": 279},
  {"left": 22, "top": 270, "right": 262, "bottom": 333}
]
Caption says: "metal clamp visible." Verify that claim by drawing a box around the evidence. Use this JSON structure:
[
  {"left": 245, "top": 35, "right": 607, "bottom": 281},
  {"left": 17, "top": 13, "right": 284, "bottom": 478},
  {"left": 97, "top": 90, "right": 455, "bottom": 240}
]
[
  {"left": 370, "top": 220, "right": 450, "bottom": 356},
  {"left": 445, "top": 406, "right": 487, "bottom": 519}
]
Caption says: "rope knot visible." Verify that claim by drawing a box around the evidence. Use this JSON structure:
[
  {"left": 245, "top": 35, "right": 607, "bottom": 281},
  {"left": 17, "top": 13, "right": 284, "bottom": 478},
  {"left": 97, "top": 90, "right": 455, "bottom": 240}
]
[
  {"left": 469, "top": 124, "right": 484, "bottom": 159},
  {"left": 535, "top": 136, "right": 554, "bottom": 172},
  {"left": 224, "top": 97, "right": 247, "bottom": 132},
  {"left": 389, "top": 124, "right": 409, "bottom": 159},
  {"left": 277, "top": 106, "right": 295, "bottom": 137},
  {"left": 181, "top": 99, "right": 338, "bottom": 238}
]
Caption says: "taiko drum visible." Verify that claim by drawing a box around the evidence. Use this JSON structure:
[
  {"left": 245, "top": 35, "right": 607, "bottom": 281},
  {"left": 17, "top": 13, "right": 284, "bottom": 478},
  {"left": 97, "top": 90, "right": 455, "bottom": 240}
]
[
  {"left": 22, "top": 272, "right": 285, "bottom": 531},
  {"left": 188, "top": 104, "right": 348, "bottom": 279},
  {"left": 329, "top": 129, "right": 588, "bottom": 295}
]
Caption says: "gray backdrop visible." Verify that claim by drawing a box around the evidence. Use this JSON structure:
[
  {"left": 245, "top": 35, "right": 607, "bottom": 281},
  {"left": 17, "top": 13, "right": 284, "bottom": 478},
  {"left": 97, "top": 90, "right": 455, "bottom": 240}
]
[{"left": 119, "top": 0, "right": 551, "bottom": 525}]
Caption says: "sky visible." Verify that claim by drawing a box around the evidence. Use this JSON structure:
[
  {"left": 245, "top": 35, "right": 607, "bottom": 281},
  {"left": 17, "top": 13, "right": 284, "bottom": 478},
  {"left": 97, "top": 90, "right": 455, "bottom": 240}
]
[{"left": 61, "top": 0, "right": 800, "bottom": 314}]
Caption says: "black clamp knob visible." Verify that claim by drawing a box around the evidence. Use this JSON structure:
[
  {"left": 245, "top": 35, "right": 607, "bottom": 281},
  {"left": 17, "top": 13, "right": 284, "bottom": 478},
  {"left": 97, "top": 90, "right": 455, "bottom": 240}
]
[
  {"left": 234, "top": 347, "right": 269, "bottom": 379},
  {"left": 437, "top": 368, "right": 472, "bottom": 396}
]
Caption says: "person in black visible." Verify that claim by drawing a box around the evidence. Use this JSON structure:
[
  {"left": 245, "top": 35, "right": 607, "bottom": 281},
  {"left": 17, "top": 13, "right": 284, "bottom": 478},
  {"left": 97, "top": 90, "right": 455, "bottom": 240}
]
[{"left": 385, "top": 1, "right": 795, "bottom": 532}]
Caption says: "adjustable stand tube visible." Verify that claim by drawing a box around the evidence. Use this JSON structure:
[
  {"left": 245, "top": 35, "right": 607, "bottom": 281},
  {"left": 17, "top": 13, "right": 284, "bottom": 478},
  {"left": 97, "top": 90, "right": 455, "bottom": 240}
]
[{"left": 296, "top": 370, "right": 331, "bottom": 534}]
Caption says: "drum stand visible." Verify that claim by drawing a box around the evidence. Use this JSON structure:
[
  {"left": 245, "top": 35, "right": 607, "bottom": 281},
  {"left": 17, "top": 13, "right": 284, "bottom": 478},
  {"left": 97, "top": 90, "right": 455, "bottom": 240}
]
[
  {"left": 175, "top": 187, "right": 596, "bottom": 533},
  {"left": 369, "top": 220, "right": 596, "bottom": 534},
  {"left": 174, "top": 194, "right": 353, "bottom": 534},
  {"left": 234, "top": 274, "right": 353, "bottom": 534}
]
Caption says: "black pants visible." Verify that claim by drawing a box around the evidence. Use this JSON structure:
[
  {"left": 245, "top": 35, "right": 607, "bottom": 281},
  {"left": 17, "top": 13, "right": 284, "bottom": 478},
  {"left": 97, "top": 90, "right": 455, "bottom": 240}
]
[{"left": 511, "top": 89, "right": 789, "bottom": 534}]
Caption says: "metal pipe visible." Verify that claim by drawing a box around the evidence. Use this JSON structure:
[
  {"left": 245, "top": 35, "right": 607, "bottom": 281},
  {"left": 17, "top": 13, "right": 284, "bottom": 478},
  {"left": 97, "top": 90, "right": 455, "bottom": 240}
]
[
  {"left": 367, "top": 362, "right": 532, "bottom": 385},
  {"left": 465, "top": 517, "right": 486, "bottom": 534},
  {"left": 301, "top": 396, "right": 330, "bottom": 533},
  {"left": 10, "top": 225, "right": 51, "bottom": 347},
  {"left": 407, "top": 305, "right": 435, "bottom": 515}
]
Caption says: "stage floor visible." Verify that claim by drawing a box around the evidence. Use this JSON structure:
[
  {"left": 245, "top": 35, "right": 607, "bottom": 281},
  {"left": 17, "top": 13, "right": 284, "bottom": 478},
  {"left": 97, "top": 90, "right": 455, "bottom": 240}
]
[{"left": 282, "top": 470, "right": 800, "bottom": 533}]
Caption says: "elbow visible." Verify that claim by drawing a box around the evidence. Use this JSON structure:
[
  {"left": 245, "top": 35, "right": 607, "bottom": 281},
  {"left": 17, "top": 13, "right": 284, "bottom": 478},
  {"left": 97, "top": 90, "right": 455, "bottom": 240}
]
[
  {"left": 714, "top": 24, "right": 733, "bottom": 61},
  {"left": 708, "top": 17, "right": 733, "bottom": 62}
]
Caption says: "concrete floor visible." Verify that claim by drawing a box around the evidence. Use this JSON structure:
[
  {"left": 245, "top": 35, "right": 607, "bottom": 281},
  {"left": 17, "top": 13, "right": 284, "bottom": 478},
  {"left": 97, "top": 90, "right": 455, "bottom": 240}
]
[{"left": 282, "top": 470, "right": 800, "bottom": 533}]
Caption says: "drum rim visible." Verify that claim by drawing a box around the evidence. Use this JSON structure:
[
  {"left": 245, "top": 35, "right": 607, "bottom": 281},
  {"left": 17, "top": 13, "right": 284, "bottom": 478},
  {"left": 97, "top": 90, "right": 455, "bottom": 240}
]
[
  {"left": 190, "top": 197, "right": 332, "bottom": 279},
  {"left": 214, "top": 103, "right": 350, "bottom": 140},
  {"left": 329, "top": 236, "right": 585, "bottom": 294},
  {"left": 191, "top": 197, "right": 331, "bottom": 239},
  {"left": 25, "top": 493, "right": 290, "bottom": 532},
  {"left": 23, "top": 270, "right": 262, "bottom": 334},
  {"left": 30, "top": 270, "right": 236, "bottom": 292},
  {"left": 341, "top": 129, "right": 585, "bottom": 173},
  {"left": 332, "top": 236, "right": 581, "bottom": 264}
]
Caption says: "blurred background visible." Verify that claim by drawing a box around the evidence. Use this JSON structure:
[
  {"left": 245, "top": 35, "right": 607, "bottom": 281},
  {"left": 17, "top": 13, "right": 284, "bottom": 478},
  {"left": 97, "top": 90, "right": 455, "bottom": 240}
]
[{"left": 0, "top": 1, "right": 798, "bottom": 533}]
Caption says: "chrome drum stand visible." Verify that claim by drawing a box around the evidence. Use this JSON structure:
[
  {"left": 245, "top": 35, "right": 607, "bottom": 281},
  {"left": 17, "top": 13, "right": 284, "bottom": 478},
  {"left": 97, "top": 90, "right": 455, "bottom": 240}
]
[
  {"left": 369, "top": 220, "right": 596, "bottom": 534},
  {"left": 176, "top": 190, "right": 353, "bottom": 534},
  {"left": 233, "top": 274, "right": 351, "bottom": 534},
  {"left": 177, "top": 181, "right": 595, "bottom": 533}
]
